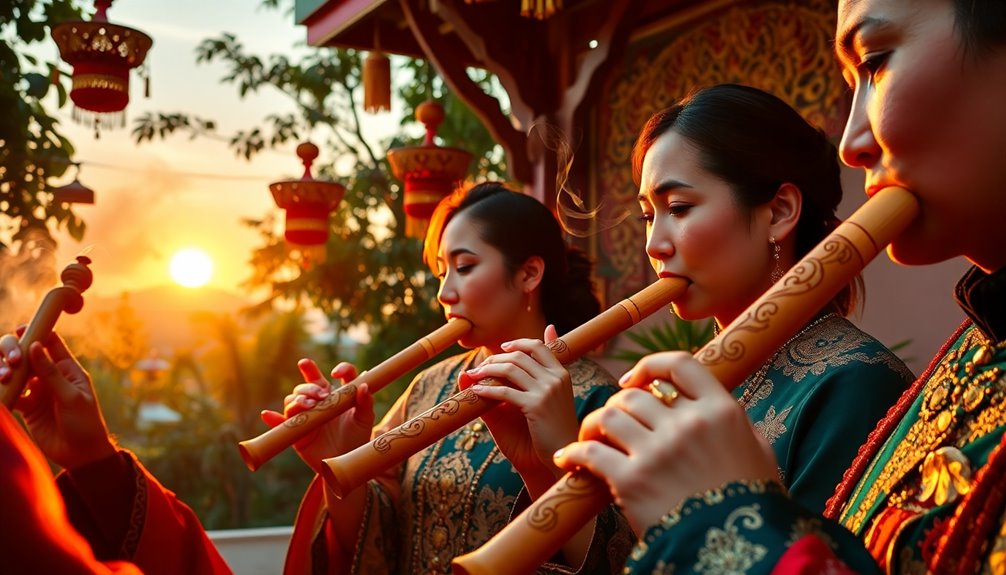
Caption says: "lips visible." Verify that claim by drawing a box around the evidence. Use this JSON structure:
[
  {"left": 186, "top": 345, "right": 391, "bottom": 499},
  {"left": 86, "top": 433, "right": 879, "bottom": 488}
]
[{"left": 657, "top": 271, "right": 691, "bottom": 284}]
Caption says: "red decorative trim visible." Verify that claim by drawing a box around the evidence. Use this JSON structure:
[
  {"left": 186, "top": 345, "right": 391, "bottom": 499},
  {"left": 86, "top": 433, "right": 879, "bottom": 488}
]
[
  {"left": 824, "top": 320, "right": 973, "bottom": 519},
  {"left": 929, "top": 428, "right": 1006, "bottom": 574}
]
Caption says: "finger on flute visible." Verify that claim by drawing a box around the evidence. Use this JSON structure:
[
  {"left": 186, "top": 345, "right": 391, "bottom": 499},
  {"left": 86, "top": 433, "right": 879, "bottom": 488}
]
[
  {"left": 2, "top": 256, "right": 93, "bottom": 409},
  {"left": 451, "top": 187, "right": 919, "bottom": 574},
  {"left": 320, "top": 277, "right": 688, "bottom": 498},
  {"left": 237, "top": 318, "right": 472, "bottom": 471}
]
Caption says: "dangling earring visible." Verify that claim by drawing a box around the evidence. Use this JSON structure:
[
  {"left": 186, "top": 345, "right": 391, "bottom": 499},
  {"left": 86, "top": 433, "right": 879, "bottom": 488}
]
[
  {"left": 525, "top": 290, "right": 532, "bottom": 313},
  {"left": 769, "top": 236, "right": 783, "bottom": 284}
]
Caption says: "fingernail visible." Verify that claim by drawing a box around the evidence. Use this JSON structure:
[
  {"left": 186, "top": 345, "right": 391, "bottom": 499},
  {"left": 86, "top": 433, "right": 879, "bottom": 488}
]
[
  {"left": 318, "top": 389, "right": 329, "bottom": 398},
  {"left": 466, "top": 367, "right": 480, "bottom": 375},
  {"left": 618, "top": 371, "right": 631, "bottom": 386},
  {"left": 501, "top": 341, "right": 513, "bottom": 349},
  {"left": 470, "top": 384, "right": 484, "bottom": 392},
  {"left": 553, "top": 447, "right": 564, "bottom": 459},
  {"left": 8, "top": 349, "right": 19, "bottom": 361},
  {"left": 305, "top": 399, "right": 316, "bottom": 407},
  {"left": 0, "top": 366, "right": 8, "bottom": 379}
]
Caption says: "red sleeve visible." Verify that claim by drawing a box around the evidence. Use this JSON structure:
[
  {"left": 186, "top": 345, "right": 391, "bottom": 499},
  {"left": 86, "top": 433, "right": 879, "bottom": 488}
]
[
  {"left": 0, "top": 406, "right": 142, "bottom": 575},
  {"left": 119, "top": 454, "right": 233, "bottom": 575}
]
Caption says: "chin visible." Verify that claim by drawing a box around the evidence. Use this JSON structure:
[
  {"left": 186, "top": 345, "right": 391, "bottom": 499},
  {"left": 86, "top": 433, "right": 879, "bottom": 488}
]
[
  {"left": 886, "top": 232, "right": 956, "bottom": 267},
  {"left": 670, "top": 303, "right": 707, "bottom": 322}
]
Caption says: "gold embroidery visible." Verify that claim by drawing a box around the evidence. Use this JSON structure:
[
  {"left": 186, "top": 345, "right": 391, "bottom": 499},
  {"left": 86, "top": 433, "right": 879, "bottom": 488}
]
[
  {"left": 918, "top": 447, "right": 971, "bottom": 506},
  {"left": 741, "top": 379, "right": 774, "bottom": 410},
  {"left": 841, "top": 328, "right": 1006, "bottom": 535},
  {"left": 695, "top": 505, "right": 768, "bottom": 573},
  {"left": 772, "top": 316, "right": 914, "bottom": 383},
  {"left": 736, "top": 313, "right": 839, "bottom": 407},
  {"left": 753, "top": 405, "right": 793, "bottom": 445},
  {"left": 568, "top": 356, "right": 617, "bottom": 400},
  {"left": 396, "top": 353, "right": 618, "bottom": 574}
]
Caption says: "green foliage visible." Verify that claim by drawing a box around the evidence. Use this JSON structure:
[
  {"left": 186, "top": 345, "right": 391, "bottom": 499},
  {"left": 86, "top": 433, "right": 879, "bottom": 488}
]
[
  {"left": 0, "top": 0, "right": 86, "bottom": 262},
  {"left": 133, "top": 0, "right": 510, "bottom": 412},
  {"left": 612, "top": 316, "right": 716, "bottom": 365},
  {"left": 74, "top": 305, "right": 321, "bottom": 529}
]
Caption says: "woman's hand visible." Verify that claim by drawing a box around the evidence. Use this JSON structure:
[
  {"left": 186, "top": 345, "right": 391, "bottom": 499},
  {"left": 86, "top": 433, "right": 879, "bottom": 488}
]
[
  {"left": 260, "top": 360, "right": 374, "bottom": 473},
  {"left": 1, "top": 331, "right": 116, "bottom": 471},
  {"left": 553, "top": 351, "right": 779, "bottom": 534},
  {"left": 465, "top": 325, "right": 579, "bottom": 481}
]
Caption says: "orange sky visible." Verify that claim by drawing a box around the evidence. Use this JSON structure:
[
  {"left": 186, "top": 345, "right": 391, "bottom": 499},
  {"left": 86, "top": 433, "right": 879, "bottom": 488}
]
[{"left": 46, "top": 0, "right": 400, "bottom": 299}]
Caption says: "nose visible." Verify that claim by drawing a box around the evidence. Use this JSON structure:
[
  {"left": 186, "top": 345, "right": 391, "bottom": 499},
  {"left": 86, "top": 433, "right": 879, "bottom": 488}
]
[
  {"left": 839, "top": 86, "right": 881, "bottom": 169},
  {"left": 437, "top": 274, "right": 458, "bottom": 307},
  {"left": 645, "top": 220, "right": 674, "bottom": 270}
]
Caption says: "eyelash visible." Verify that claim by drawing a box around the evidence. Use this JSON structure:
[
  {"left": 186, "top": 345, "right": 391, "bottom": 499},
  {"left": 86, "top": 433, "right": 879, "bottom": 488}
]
[
  {"left": 639, "top": 204, "right": 692, "bottom": 223},
  {"left": 438, "top": 264, "right": 474, "bottom": 280},
  {"left": 668, "top": 204, "right": 692, "bottom": 216},
  {"left": 857, "top": 52, "right": 889, "bottom": 82}
]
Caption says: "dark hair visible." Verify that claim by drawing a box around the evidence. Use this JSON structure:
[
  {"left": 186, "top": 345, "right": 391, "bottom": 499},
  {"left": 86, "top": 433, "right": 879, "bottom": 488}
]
[
  {"left": 423, "top": 182, "right": 600, "bottom": 334},
  {"left": 953, "top": 0, "right": 1006, "bottom": 56},
  {"left": 631, "top": 83, "right": 860, "bottom": 316}
]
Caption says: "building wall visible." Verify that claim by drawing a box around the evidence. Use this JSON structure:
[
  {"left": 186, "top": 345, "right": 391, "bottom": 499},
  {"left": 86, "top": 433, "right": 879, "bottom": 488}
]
[{"left": 590, "top": 0, "right": 965, "bottom": 376}]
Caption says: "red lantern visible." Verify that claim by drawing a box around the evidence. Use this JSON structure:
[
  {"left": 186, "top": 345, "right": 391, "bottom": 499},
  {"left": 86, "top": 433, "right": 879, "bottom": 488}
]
[
  {"left": 51, "top": 0, "right": 152, "bottom": 137},
  {"left": 387, "top": 101, "right": 473, "bottom": 239},
  {"left": 269, "top": 142, "right": 345, "bottom": 265}
]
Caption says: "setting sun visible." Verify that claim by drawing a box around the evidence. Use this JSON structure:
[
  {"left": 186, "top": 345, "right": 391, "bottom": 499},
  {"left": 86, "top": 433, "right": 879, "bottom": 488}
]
[{"left": 170, "top": 248, "right": 214, "bottom": 288}]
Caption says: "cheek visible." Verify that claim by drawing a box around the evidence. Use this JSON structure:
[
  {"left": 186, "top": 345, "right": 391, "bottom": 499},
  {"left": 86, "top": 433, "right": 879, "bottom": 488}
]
[{"left": 678, "top": 213, "right": 741, "bottom": 263}]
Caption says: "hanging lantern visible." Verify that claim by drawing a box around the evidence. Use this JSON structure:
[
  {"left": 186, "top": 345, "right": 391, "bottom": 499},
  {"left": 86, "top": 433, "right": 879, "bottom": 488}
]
[
  {"left": 363, "top": 50, "right": 391, "bottom": 113},
  {"left": 463, "top": 0, "right": 563, "bottom": 19},
  {"left": 51, "top": 163, "right": 96, "bottom": 205},
  {"left": 363, "top": 26, "right": 390, "bottom": 114},
  {"left": 521, "top": 0, "right": 563, "bottom": 19},
  {"left": 387, "top": 101, "right": 473, "bottom": 239},
  {"left": 51, "top": 0, "right": 152, "bottom": 137},
  {"left": 269, "top": 142, "right": 345, "bottom": 266}
]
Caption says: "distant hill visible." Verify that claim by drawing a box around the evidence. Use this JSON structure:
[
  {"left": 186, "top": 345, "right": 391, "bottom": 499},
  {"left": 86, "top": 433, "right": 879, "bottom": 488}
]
[{"left": 62, "top": 284, "right": 253, "bottom": 353}]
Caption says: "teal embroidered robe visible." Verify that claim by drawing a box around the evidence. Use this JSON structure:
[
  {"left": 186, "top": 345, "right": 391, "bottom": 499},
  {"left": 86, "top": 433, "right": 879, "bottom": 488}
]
[
  {"left": 626, "top": 314, "right": 918, "bottom": 574},
  {"left": 625, "top": 267, "right": 1006, "bottom": 574},
  {"left": 732, "top": 314, "right": 914, "bottom": 512}
]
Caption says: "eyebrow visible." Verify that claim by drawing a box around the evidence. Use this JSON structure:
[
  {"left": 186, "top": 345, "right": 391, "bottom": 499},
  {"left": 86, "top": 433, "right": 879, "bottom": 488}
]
[
  {"left": 445, "top": 248, "right": 476, "bottom": 260},
  {"left": 835, "top": 16, "right": 889, "bottom": 62},
  {"left": 638, "top": 179, "right": 693, "bottom": 203}
]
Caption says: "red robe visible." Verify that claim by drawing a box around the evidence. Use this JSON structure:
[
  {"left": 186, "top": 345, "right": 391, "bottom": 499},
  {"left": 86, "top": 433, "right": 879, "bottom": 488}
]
[{"left": 0, "top": 406, "right": 231, "bottom": 575}]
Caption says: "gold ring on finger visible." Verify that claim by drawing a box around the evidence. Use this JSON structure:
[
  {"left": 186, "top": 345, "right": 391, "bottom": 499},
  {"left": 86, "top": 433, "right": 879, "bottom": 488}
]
[{"left": 648, "top": 379, "right": 679, "bottom": 408}]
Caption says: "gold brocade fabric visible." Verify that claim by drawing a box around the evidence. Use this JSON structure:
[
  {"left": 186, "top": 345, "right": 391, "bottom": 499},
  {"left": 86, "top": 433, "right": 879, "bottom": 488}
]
[
  {"left": 354, "top": 351, "right": 628, "bottom": 575},
  {"left": 840, "top": 327, "right": 1006, "bottom": 550}
]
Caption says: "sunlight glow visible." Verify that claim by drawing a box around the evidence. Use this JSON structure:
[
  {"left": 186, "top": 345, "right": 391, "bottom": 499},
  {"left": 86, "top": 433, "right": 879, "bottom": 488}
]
[{"left": 170, "top": 248, "right": 214, "bottom": 288}]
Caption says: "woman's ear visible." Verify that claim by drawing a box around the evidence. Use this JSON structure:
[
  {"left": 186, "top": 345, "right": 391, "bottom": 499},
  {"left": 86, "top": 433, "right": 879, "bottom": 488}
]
[
  {"left": 519, "top": 256, "right": 546, "bottom": 292},
  {"left": 768, "top": 183, "right": 802, "bottom": 242}
]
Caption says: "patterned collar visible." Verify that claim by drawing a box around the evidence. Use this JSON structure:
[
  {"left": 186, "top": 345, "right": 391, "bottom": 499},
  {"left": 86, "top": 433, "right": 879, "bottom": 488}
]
[{"left": 954, "top": 265, "right": 1006, "bottom": 344}]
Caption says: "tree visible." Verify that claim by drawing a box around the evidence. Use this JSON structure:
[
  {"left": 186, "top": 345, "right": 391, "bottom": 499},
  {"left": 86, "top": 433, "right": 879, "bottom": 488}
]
[
  {"left": 134, "top": 6, "right": 510, "bottom": 410},
  {"left": 1, "top": 0, "right": 87, "bottom": 308}
]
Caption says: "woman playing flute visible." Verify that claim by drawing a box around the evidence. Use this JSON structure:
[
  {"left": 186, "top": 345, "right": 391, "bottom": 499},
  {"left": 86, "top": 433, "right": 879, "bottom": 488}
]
[
  {"left": 272, "top": 182, "right": 632, "bottom": 574},
  {"left": 554, "top": 1, "right": 1006, "bottom": 573},
  {"left": 476, "top": 84, "right": 913, "bottom": 517}
]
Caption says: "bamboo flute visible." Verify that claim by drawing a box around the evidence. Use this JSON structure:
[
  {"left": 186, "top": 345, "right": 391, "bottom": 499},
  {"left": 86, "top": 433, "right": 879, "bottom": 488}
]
[
  {"left": 1, "top": 256, "right": 93, "bottom": 409},
  {"left": 238, "top": 318, "right": 472, "bottom": 471},
  {"left": 319, "top": 276, "right": 689, "bottom": 498},
  {"left": 451, "top": 186, "right": 920, "bottom": 575}
]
